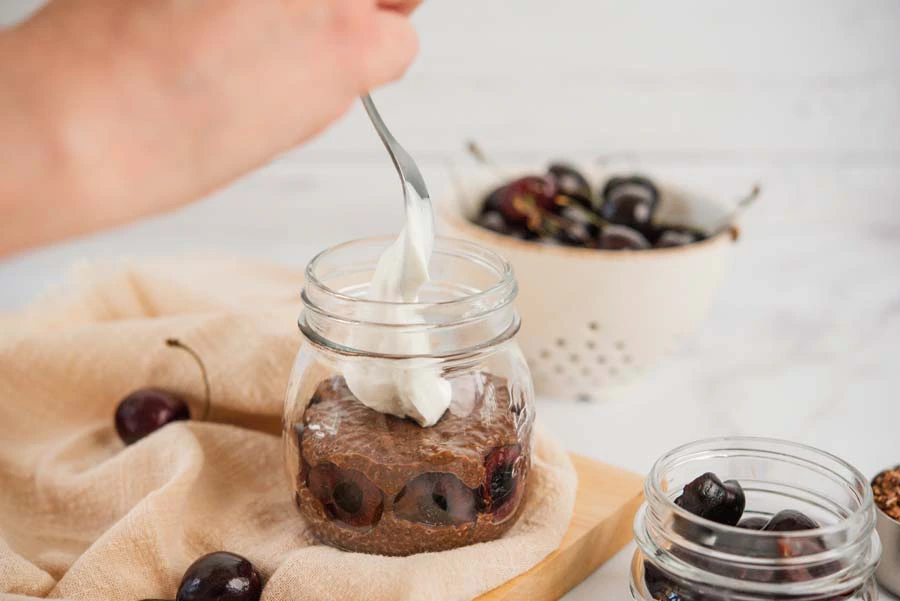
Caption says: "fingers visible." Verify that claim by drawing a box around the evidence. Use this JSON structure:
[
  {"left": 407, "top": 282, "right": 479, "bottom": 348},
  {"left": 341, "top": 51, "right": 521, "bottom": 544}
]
[
  {"left": 359, "top": 8, "right": 418, "bottom": 90},
  {"left": 378, "top": 0, "right": 422, "bottom": 16}
]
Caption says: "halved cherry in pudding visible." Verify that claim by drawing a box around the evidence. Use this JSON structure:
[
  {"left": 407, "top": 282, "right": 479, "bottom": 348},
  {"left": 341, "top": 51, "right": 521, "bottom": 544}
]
[
  {"left": 394, "top": 472, "right": 478, "bottom": 526},
  {"left": 295, "top": 423, "right": 309, "bottom": 486},
  {"left": 307, "top": 463, "right": 384, "bottom": 528},
  {"left": 481, "top": 445, "right": 526, "bottom": 522}
]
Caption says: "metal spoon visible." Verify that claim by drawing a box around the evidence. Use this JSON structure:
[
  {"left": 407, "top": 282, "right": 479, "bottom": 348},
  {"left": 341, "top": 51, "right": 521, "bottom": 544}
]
[{"left": 361, "top": 94, "right": 434, "bottom": 229}]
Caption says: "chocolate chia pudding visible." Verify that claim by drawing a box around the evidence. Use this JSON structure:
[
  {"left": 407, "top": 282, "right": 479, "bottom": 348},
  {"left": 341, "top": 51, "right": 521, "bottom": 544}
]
[{"left": 289, "top": 372, "right": 533, "bottom": 556}]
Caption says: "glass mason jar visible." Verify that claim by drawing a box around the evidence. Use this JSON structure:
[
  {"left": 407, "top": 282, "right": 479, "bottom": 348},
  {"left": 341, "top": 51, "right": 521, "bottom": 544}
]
[
  {"left": 631, "top": 437, "right": 881, "bottom": 601},
  {"left": 282, "top": 237, "right": 535, "bottom": 557}
]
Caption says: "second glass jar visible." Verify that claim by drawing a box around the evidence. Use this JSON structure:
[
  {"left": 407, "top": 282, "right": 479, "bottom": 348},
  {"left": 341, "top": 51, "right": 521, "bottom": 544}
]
[{"left": 631, "top": 437, "right": 881, "bottom": 601}]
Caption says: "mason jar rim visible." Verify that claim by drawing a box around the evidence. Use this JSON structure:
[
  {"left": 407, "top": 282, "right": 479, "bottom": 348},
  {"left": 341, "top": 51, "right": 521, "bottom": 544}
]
[
  {"left": 303, "top": 236, "right": 516, "bottom": 313},
  {"left": 646, "top": 436, "right": 874, "bottom": 540},
  {"left": 299, "top": 236, "right": 521, "bottom": 358}
]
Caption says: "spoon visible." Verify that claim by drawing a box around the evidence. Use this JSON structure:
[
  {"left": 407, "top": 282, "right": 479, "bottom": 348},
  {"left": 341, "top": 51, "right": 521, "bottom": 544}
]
[{"left": 361, "top": 94, "right": 434, "bottom": 231}]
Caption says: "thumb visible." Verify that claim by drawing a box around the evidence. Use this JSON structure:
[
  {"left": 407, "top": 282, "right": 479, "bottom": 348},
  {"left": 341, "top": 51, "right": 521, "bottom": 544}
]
[{"left": 359, "top": 9, "right": 419, "bottom": 90}]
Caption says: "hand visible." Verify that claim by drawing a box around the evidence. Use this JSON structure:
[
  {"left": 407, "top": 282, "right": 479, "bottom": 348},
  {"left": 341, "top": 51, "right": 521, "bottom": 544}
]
[
  {"left": 0, "top": 0, "right": 421, "bottom": 256},
  {"left": 379, "top": 0, "right": 423, "bottom": 15}
]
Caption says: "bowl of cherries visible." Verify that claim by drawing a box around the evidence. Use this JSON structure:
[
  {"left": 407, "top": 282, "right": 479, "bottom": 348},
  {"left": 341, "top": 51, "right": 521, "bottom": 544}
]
[{"left": 439, "top": 154, "right": 758, "bottom": 400}]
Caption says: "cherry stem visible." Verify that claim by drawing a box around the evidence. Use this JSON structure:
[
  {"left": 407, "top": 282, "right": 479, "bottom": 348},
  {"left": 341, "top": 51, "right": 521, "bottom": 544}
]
[
  {"left": 466, "top": 140, "right": 489, "bottom": 164},
  {"left": 165, "top": 338, "right": 211, "bottom": 421},
  {"left": 465, "top": 140, "right": 507, "bottom": 179},
  {"left": 737, "top": 183, "right": 762, "bottom": 209}
]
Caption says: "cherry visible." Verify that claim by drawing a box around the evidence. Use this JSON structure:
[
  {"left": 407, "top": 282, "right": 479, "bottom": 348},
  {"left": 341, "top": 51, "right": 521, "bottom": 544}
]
[
  {"left": 537, "top": 192, "right": 595, "bottom": 217},
  {"left": 496, "top": 176, "right": 554, "bottom": 226},
  {"left": 643, "top": 562, "right": 689, "bottom": 601},
  {"left": 599, "top": 175, "right": 659, "bottom": 228},
  {"left": 655, "top": 227, "right": 704, "bottom": 248},
  {"left": 675, "top": 473, "right": 745, "bottom": 526},
  {"left": 481, "top": 184, "right": 507, "bottom": 214},
  {"left": 558, "top": 203, "right": 602, "bottom": 233},
  {"left": 175, "top": 551, "right": 261, "bottom": 601},
  {"left": 475, "top": 211, "right": 514, "bottom": 236},
  {"left": 510, "top": 228, "right": 542, "bottom": 241},
  {"left": 760, "top": 513, "right": 839, "bottom": 581},
  {"left": 597, "top": 225, "right": 651, "bottom": 250},
  {"left": 736, "top": 516, "right": 769, "bottom": 530},
  {"left": 481, "top": 445, "right": 525, "bottom": 522},
  {"left": 294, "top": 423, "right": 309, "bottom": 485},
  {"left": 394, "top": 472, "right": 478, "bottom": 526},
  {"left": 114, "top": 338, "right": 210, "bottom": 445},
  {"left": 547, "top": 163, "right": 592, "bottom": 201},
  {"left": 546, "top": 227, "right": 589, "bottom": 247},
  {"left": 115, "top": 388, "right": 189, "bottom": 445},
  {"left": 307, "top": 463, "right": 384, "bottom": 529},
  {"left": 763, "top": 509, "right": 819, "bottom": 532}
]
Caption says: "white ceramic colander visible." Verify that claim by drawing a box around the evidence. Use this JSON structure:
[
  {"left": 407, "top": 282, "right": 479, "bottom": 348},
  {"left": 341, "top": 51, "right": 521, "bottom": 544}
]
[{"left": 439, "top": 165, "right": 743, "bottom": 401}]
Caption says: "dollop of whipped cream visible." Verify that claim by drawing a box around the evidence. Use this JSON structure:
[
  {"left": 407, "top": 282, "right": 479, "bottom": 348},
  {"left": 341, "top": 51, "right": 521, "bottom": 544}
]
[{"left": 343, "top": 186, "right": 452, "bottom": 426}]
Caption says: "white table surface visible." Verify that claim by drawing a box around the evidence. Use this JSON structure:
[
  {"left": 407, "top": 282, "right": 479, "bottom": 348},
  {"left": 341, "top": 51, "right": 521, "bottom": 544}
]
[{"left": 2, "top": 0, "right": 899, "bottom": 598}]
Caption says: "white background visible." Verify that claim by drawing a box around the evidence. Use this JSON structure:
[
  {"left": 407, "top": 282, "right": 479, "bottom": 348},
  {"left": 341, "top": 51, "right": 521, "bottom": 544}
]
[{"left": 1, "top": 1, "right": 899, "bottom": 599}]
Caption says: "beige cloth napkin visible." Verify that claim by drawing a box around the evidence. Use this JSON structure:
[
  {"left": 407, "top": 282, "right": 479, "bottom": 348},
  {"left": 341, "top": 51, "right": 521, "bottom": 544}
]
[{"left": 0, "top": 258, "right": 578, "bottom": 601}]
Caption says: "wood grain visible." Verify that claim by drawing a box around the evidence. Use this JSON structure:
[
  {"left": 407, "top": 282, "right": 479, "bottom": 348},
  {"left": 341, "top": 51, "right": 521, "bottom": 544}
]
[{"left": 476, "top": 454, "right": 644, "bottom": 601}]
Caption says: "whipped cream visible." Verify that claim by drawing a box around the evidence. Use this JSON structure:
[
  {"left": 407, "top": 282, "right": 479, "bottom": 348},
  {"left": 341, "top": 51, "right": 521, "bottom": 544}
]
[{"left": 343, "top": 184, "right": 452, "bottom": 427}]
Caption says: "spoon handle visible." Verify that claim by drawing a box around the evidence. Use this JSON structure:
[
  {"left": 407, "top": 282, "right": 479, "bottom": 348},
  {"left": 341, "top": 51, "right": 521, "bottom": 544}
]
[{"left": 361, "top": 94, "right": 431, "bottom": 208}]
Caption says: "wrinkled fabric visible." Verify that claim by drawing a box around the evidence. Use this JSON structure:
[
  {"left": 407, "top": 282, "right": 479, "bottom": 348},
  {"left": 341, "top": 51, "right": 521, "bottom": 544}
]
[{"left": 0, "top": 259, "right": 577, "bottom": 601}]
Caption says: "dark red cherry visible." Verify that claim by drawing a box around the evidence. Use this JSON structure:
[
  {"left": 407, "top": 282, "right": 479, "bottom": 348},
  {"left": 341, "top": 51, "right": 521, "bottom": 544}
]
[
  {"left": 307, "top": 463, "right": 384, "bottom": 529},
  {"left": 655, "top": 226, "right": 706, "bottom": 248},
  {"left": 675, "top": 473, "right": 745, "bottom": 526},
  {"left": 538, "top": 192, "right": 594, "bottom": 216},
  {"left": 294, "top": 423, "right": 309, "bottom": 485},
  {"left": 547, "top": 163, "right": 592, "bottom": 200},
  {"left": 481, "top": 445, "right": 525, "bottom": 522},
  {"left": 308, "top": 375, "right": 349, "bottom": 407},
  {"left": 476, "top": 211, "right": 514, "bottom": 236},
  {"left": 175, "top": 551, "right": 261, "bottom": 601},
  {"left": 115, "top": 388, "right": 189, "bottom": 445},
  {"left": 597, "top": 225, "right": 651, "bottom": 250},
  {"left": 394, "top": 473, "right": 478, "bottom": 526},
  {"left": 544, "top": 227, "right": 587, "bottom": 246},
  {"left": 763, "top": 510, "right": 819, "bottom": 532},
  {"left": 481, "top": 184, "right": 508, "bottom": 214},
  {"left": 643, "top": 562, "right": 689, "bottom": 601},
  {"left": 737, "top": 516, "right": 769, "bottom": 530},
  {"left": 510, "top": 228, "right": 542, "bottom": 241},
  {"left": 115, "top": 338, "right": 211, "bottom": 446},
  {"left": 599, "top": 175, "right": 659, "bottom": 228},
  {"left": 497, "top": 176, "right": 555, "bottom": 225}
]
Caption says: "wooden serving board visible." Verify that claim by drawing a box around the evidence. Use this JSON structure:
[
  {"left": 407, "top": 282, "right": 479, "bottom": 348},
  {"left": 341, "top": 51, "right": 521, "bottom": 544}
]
[{"left": 477, "top": 454, "right": 645, "bottom": 601}]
